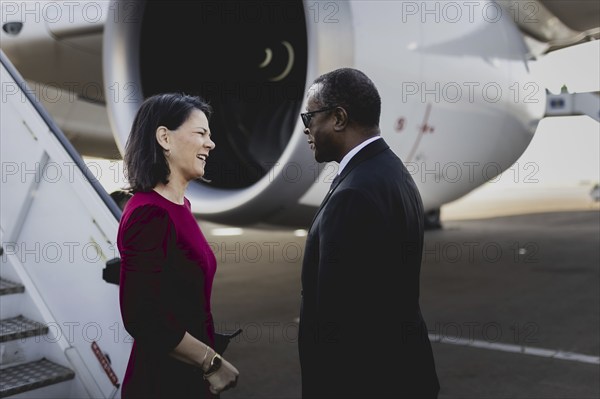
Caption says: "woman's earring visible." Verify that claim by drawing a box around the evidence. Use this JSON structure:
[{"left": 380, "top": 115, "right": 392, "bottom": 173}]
[{"left": 165, "top": 149, "right": 171, "bottom": 158}]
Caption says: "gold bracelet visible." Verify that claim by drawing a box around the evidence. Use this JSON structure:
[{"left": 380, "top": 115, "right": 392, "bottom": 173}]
[{"left": 201, "top": 345, "right": 211, "bottom": 370}]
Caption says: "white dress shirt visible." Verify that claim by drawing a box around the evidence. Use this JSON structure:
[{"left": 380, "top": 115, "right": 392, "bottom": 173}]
[{"left": 337, "top": 136, "right": 382, "bottom": 176}]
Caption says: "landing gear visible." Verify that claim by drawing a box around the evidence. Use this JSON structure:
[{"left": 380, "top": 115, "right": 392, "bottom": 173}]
[{"left": 424, "top": 209, "right": 442, "bottom": 230}]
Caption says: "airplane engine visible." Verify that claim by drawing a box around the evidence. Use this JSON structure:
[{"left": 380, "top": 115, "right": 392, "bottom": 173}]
[{"left": 104, "top": 0, "right": 346, "bottom": 227}]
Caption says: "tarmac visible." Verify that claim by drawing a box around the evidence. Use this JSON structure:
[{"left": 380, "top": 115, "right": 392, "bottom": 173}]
[{"left": 206, "top": 209, "right": 600, "bottom": 399}]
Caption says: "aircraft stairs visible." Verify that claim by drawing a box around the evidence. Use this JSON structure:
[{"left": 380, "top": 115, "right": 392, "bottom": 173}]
[
  {"left": 0, "top": 255, "right": 76, "bottom": 398},
  {"left": 1, "top": 50, "right": 126, "bottom": 398}
]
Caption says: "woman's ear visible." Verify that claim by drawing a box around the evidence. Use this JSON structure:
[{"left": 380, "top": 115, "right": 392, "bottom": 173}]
[{"left": 155, "top": 126, "right": 170, "bottom": 150}]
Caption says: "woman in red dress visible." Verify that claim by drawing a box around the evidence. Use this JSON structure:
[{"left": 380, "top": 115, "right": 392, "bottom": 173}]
[{"left": 117, "top": 93, "right": 239, "bottom": 398}]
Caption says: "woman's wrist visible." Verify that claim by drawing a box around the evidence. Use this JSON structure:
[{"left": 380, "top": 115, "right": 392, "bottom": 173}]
[
  {"left": 200, "top": 345, "right": 214, "bottom": 372},
  {"left": 203, "top": 352, "right": 223, "bottom": 379}
]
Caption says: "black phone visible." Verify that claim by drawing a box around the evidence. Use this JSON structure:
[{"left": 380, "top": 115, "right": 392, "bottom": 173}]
[{"left": 214, "top": 328, "right": 243, "bottom": 355}]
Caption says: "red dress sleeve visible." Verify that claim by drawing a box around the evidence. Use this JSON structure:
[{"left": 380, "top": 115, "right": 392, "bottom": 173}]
[{"left": 118, "top": 204, "right": 187, "bottom": 354}]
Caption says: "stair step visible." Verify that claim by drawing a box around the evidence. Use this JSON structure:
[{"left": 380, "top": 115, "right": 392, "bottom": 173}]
[
  {"left": 1, "top": 331, "right": 67, "bottom": 367},
  {"left": 0, "top": 316, "right": 48, "bottom": 343},
  {"left": 3, "top": 379, "right": 75, "bottom": 399},
  {"left": 0, "top": 358, "right": 75, "bottom": 398},
  {"left": 0, "top": 279, "right": 24, "bottom": 296}
]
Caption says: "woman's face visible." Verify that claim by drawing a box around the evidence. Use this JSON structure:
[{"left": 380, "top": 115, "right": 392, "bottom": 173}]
[{"left": 165, "top": 109, "right": 215, "bottom": 182}]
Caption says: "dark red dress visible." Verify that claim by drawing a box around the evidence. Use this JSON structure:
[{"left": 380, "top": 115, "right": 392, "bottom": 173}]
[{"left": 117, "top": 190, "right": 217, "bottom": 398}]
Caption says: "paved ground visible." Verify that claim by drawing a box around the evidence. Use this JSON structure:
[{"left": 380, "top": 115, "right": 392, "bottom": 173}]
[{"left": 206, "top": 210, "right": 600, "bottom": 399}]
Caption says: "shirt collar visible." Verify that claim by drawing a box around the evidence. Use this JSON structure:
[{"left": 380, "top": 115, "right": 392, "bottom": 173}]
[{"left": 337, "top": 136, "right": 382, "bottom": 175}]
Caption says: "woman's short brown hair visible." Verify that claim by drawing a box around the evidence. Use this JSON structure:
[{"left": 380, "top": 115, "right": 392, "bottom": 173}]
[{"left": 123, "top": 93, "right": 212, "bottom": 193}]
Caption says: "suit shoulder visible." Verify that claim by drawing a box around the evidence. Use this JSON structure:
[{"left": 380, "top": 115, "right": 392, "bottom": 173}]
[{"left": 349, "top": 151, "right": 406, "bottom": 182}]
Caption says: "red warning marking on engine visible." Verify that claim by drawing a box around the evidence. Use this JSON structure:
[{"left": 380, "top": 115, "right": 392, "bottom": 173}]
[
  {"left": 407, "top": 103, "right": 435, "bottom": 161},
  {"left": 395, "top": 117, "right": 406, "bottom": 132}
]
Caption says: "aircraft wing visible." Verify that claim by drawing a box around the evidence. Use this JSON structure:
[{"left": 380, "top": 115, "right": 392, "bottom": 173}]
[{"left": 498, "top": 0, "right": 600, "bottom": 57}]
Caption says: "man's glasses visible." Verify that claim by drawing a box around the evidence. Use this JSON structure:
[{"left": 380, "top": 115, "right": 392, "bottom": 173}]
[{"left": 300, "top": 106, "right": 338, "bottom": 128}]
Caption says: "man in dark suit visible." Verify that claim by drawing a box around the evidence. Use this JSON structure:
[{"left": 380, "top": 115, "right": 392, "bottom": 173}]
[{"left": 299, "top": 68, "right": 439, "bottom": 398}]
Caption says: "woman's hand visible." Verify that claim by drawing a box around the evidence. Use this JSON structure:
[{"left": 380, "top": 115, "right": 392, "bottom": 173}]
[
  {"left": 206, "top": 357, "right": 239, "bottom": 395},
  {"left": 169, "top": 334, "right": 240, "bottom": 394}
]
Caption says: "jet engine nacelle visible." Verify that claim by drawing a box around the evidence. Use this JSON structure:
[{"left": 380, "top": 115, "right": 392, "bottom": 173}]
[{"left": 104, "top": 0, "right": 337, "bottom": 227}]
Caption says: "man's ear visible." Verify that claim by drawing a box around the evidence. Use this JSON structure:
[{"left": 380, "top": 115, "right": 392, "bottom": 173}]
[
  {"left": 155, "top": 126, "right": 170, "bottom": 150},
  {"left": 333, "top": 107, "right": 349, "bottom": 131}
]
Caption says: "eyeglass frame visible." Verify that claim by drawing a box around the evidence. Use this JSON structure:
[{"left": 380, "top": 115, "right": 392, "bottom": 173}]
[{"left": 300, "top": 106, "right": 339, "bottom": 128}]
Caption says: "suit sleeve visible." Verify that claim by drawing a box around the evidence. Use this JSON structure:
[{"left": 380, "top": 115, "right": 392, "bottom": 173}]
[
  {"left": 118, "top": 204, "right": 186, "bottom": 354},
  {"left": 316, "top": 189, "right": 383, "bottom": 341}
]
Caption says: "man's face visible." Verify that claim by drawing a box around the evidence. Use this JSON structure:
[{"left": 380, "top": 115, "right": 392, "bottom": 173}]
[{"left": 303, "top": 84, "right": 339, "bottom": 163}]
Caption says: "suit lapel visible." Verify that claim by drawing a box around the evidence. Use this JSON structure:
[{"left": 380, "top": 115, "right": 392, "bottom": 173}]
[{"left": 308, "top": 138, "right": 390, "bottom": 232}]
